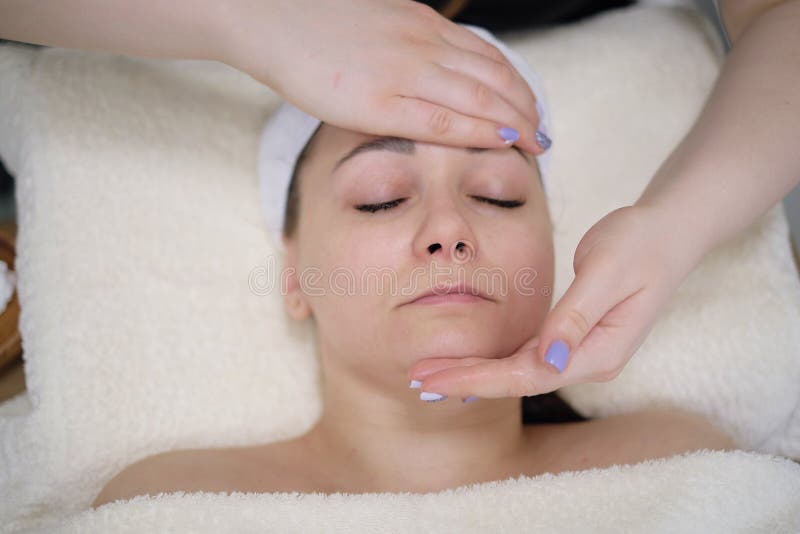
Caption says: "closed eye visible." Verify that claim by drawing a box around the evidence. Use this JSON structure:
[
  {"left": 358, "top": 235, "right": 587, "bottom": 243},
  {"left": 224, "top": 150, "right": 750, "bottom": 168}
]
[
  {"left": 472, "top": 196, "right": 525, "bottom": 208},
  {"left": 355, "top": 198, "right": 407, "bottom": 213},
  {"left": 354, "top": 196, "right": 525, "bottom": 213}
]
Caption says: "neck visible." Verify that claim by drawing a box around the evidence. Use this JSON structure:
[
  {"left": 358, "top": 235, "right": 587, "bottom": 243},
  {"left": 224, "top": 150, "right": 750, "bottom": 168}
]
[{"left": 300, "top": 354, "right": 540, "bottom": 494}]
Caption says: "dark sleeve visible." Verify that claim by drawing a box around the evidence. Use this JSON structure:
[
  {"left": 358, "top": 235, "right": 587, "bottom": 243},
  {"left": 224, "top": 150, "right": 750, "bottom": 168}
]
[
  {"left": 417, "top": 0, "right": 637, "bottom": 32},
  {"left": 419, "top": 0, "right": 732, "bottom": 55}
]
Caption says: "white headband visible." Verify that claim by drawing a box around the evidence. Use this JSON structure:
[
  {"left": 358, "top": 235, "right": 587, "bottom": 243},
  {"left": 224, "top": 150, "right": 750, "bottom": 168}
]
[{"left": 257, "top": 23, "right": 553, "bottom": 252}]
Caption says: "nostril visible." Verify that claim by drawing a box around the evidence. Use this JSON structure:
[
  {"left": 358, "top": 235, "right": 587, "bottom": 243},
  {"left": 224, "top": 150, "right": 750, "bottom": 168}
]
[
  {"left": 451, "top": 240, "right": 475, "bottom": 264},
  {"left": 427, "top": 243, "right": 442, "bottom": 254}
]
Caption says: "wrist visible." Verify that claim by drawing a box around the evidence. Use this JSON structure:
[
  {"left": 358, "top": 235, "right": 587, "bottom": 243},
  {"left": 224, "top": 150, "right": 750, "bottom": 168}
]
[
  {"left": 202, "top": 1, "right": 253, "bottom": 67},
  {"left": 632, "top": 195, "right": 712, "bottom": 278},
  {"left": 212, "top": 0, "right": 285, "bottom": 91}
]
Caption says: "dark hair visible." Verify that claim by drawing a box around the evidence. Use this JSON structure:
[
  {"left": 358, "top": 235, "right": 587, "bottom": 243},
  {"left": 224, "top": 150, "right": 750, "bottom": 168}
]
[{"left": 522, "top": 392, "right": 589, "bottom": 424}]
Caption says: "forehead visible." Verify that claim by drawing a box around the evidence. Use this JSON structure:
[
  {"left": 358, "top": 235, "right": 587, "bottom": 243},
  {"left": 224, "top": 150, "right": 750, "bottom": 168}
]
[
  {"left": 306, "top": 122, "right": 371, "bottom": 159},
  {"left": 305, "top": 123, "right": 538, "bottom": 177}
]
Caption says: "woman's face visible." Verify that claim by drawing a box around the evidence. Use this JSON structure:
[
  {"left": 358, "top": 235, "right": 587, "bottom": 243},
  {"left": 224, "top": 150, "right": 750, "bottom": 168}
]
[{"left": 283, "top": 122, "right": 554, "bottom": 372}]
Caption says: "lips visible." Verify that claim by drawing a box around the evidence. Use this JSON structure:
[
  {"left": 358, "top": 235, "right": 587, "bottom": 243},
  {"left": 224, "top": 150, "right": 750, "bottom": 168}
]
[{"left": 402, "top": 281, "right": 493, "bottom": 306}]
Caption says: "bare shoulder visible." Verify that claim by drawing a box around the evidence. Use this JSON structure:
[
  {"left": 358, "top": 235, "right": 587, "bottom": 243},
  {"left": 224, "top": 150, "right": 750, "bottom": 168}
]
[
  {"left": 607, "top": 408, "right": 736, "bottom": 453},
  {"left": 539, "top": 408, "right": 738, "bottom": 473},
  {"left": 91, "top": 450, "right": 185, "bottom": 508},
  {"left": 90, "top": 440, "right": 304, "bottom": 509}
]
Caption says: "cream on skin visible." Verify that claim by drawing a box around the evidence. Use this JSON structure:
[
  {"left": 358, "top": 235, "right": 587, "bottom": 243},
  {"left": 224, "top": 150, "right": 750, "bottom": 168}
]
[{"left": 280, "top": 122, "right": 556, "bottom": 493}]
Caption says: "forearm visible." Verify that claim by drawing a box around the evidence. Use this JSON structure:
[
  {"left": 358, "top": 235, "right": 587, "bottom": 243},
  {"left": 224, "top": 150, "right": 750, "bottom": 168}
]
[
  {"left": 636, "top": 0, "right": 800, "bottom": 258},
  {"left": 0, "top": 0, "right": 243, "bottom": 64}
]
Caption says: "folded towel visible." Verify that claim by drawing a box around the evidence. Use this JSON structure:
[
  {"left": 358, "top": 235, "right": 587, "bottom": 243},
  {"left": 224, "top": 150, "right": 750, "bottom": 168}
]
[{"left": 51, "top": 451, "right": 800, "bottom": 534}]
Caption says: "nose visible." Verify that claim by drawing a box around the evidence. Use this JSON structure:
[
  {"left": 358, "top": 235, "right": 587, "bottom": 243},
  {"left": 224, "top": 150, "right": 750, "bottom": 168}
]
[
  {"left": 426, "top": 240, "right": 474, "bottom": 263},
  {"left": 416, "top": 202, "right": 478, "bottom": 264}
]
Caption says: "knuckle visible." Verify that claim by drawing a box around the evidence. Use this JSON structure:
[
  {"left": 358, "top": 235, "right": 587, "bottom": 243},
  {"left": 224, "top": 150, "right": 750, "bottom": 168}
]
[
  {"left": 412, "top": 2, "right": 439, "bottom": 20},
  {"left": 427, "top": 107, "right": 454, "bottom": 135},
  {"left": 493, "top": 60, "right": 515, "bottom": 88},
  {"left": 473, "top": 80, "right": 493, "bottom": 108},
  {"left": 597, "top": 365, "right": 623, "bottom": 382},
  {"left": 482, "top": 42, "right": 507, "bottom": 63},
  {"left": 563, "top": 307, "right": 591, "bottom": 338}
]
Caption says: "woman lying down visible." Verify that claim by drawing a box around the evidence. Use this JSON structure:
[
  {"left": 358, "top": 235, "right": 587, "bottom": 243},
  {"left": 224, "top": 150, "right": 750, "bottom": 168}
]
[{"left": 91, "top": 25, "right": 736, "bottom": 508}]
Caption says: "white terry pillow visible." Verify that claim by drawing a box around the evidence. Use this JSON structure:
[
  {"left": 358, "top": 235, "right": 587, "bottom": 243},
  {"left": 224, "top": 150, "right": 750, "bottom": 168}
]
[{"left": 0, "top": 3, "right": 798, "bottom": 529}]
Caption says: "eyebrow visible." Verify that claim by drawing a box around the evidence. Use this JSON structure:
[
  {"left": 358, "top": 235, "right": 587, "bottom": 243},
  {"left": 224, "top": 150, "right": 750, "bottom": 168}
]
[{"left": 331, "top": 136, "right": 533, "bottom": 174}]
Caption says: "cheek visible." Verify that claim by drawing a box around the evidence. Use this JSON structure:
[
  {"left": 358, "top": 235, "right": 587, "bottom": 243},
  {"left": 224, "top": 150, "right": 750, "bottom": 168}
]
[
  {"left": 314, "top": 213, "right": 402, "bottom": 278},
  {"left": 297, "top": 245, "right": 394, "bottom": 358},
  {"left": 490, "top": 212, "right": 553, "bottom": 270},
  {"left": 297, "top": 191, "right": 401, "bottom": 298},
  {"left": 295, "top": 231, "right": 397, "bottom": 317},
  {"left": 489, "top": 216, "right": 555, "bottom": 326}
]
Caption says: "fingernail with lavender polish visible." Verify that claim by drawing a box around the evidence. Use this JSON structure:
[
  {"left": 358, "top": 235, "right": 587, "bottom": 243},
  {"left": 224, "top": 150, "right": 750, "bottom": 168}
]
[
  {"left": 462, "top": 396, "right": 479, "bottom": 404},
  {"left": 409, "top": 379, "right": 422, "bottom": 389},
  {"left": 536, "top": 130, "right": 552, "bottom": 151},
  {"left": 497, "top": 126, "right": 519, "bottom": 145},
  {"left": 420, "top": 391, "right": 447, "bottom": 402},
  {"left": 544, "top": 339, "right": 569, "bottom": 373}
]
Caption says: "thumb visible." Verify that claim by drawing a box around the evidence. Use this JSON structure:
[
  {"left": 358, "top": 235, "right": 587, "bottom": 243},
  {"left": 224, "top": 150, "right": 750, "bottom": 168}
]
[{"left": 538, "top": 259, "right": 624, "bottom": 374}]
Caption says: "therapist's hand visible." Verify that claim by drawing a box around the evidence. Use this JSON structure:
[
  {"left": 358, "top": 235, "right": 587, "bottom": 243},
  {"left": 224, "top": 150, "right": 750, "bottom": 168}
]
[
  {"left": 225, "top": 0, "right": 547, "bottom": 155},
  {"left": 407, "top": 204, "right": 707, "bottom": 402}
]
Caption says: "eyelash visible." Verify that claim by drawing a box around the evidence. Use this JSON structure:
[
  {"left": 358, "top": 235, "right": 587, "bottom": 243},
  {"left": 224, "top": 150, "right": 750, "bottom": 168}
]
[{"left": 354, "top": 196, "right": 525, "bottom": 213}]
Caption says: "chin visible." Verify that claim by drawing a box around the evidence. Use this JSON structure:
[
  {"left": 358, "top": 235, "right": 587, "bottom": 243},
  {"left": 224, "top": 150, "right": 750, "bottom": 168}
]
[{"left": 396, "top": 319, "right": 516, "bottom": 361}]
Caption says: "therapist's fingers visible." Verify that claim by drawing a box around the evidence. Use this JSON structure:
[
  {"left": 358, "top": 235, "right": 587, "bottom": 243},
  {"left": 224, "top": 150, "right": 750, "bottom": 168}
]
[
  {"left": 383, "top": 95, "right": 532, "bottom": 155},
  {"left": 408, "top": 356, "right": 487, "bottom": 383},
  {"left": 408, "top": 337, "right": 538, "bottom": 398},
  {"left": 412, "top": 287, "right": 661, "bottom": 400},
  {"left": 407, "top": 58, "right": 541, "bottom": 155},
  {"left": 230, "top": 0, "right": 553, "bottom": 155},
  {"left": 408, "top": 336, "right": 540, "bottom": 382},
  {"left": 555, "top": 282, "right": 662, "bottom": 383},
  {"left": 534, "top": 206, "right": 655, "bottom": 377},
  {"left": 436, "top": 26, "right": 540, "bottom": 128},
  {"left": 412, "top": 340, "right": 562, "bottom": 399},
  {"left": 536, "top": 258, "right": 627, "bottom": 376},
  {"left": 416, "top": 293, "right": 652, "bottom": 399},
  {"left": 417, "top": 54, "right": 542, "bottom": 155},
  {"left": 408, "top": 326, "right": 612, "bottom": 399}
]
